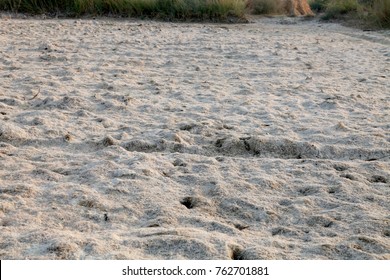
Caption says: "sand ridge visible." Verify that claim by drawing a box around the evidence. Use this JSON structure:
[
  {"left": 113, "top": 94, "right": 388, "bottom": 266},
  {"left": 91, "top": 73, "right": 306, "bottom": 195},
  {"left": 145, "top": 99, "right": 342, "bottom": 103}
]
[{"left": 0, "top": 16, "right": 389, "bottom": 259}]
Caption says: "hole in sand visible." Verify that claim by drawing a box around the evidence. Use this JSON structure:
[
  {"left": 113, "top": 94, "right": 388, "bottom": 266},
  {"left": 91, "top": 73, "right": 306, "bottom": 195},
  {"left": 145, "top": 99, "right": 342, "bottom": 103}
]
[
  {"left": 215, "top": 139, "right": 224, "bottom": 148},
  {"left": 179, "top": 123, "right": 196, "bottom": 131},
  {"left": 215, "top": 156, "right": 224, "bottom": 162},
  {"left": 242, "top": 140, "right": 251, "bottom": 151},
  {"left": 229, "top": 245, "right": 244, "bottom": 260},
  {"left": 147, "top": 223, "right": 160, "bottom": 228},
  {"left": 298, "top": 186, "right": 317, "bottom": 196},
  {"left": 234, "top": 224, "right": 249, "bottom": 231},
  {"left": 323, "top": 221, "right": 333, "bottom": 228},
  {"left": 334, "top": 164, "right": 348, "bottom": 172},
  {"left": 173, "top": 158, "right": 187, "bottom": 167},
  {"left": 328, "top": 187, "right": 339, "bottom": 194},
  {"left": 180, "top": 197, "right": 196, "bottom": 209},
  {"left": 341, "top": 174, "right": 356, "bottom": 181},
  {"left": 370, "top": 175, "right": 387, "bottom": 183}
]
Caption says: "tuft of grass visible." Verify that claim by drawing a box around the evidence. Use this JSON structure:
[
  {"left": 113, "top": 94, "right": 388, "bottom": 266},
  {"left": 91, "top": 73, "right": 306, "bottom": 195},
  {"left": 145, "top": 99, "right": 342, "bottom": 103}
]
[
  {"left": 246, "top": 0, "right": 283, "bottom": 15},
  {"left": 310, "top": 0, "right": 390, "bottom": 27},
  {"left": 0, "top": 0, "right": 80, "bottom": 14},
  {"left": 309, "top": 0, "right": 330, "bottom": 12},
  {"left": 322, "top": 0, "right": 359, "bottom": 19},
  {"left": 372, "top": 0, "right": 390, "bottom": 27}
]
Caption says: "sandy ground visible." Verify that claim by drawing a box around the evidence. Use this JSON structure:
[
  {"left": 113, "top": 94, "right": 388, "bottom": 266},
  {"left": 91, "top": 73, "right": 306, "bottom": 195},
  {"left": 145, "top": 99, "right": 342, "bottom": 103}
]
[{"left": 0, "top": 15, "right": 389, "bottom": 260}]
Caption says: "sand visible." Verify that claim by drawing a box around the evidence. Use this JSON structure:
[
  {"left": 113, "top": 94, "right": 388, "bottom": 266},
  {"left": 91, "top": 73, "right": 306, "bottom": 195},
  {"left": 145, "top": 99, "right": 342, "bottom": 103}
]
[{"left": 0, "top": 15, "right": 389, "bottom": 260}]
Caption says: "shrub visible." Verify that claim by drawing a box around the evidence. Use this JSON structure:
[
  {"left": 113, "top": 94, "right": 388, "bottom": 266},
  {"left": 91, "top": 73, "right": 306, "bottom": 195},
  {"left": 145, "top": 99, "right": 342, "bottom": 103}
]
[
  {"left": 309, "top": 0, "right": 331, "bottom": 12},
  {"left": 247, "top": 0, "right": 283, "bottom": 14},
  {"left": 323, "top": 0, "right": 359, "bottom": 19},
  {"left": 372, "top": 0, "right": 390, "bottom": 27}
]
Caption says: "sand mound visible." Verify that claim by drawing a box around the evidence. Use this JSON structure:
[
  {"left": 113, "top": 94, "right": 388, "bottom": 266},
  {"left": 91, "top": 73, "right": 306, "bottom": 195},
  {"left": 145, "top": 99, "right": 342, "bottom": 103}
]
[{"left": 0, "top": 122, "right": 30, "bottom": 142}]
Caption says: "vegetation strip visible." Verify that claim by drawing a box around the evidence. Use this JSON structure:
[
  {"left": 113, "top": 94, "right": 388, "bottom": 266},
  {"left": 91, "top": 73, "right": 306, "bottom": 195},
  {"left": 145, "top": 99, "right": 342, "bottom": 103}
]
[{"left": 0, "top": 0, "right": 388, "bottom": 27}]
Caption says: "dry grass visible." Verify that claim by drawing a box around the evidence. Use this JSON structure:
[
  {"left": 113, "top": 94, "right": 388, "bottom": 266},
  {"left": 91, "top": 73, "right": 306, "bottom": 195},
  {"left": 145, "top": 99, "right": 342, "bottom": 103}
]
[
  {"left": 373, "top": 0, "right": 390, "bottom": 27},
  {"left": 0, "top": 0, "right": 318, "bottom": 19},
  {"left": 322, "top": 0, "right": 359, "bottom": 19},
  {"left": 246, "top": 0, "right": 283, "bottom": 14},
  {"left": 310, "top": 0, "right": 390, "bottom": 27},
  {"left": 0, "top": 0, "right": 248, "bottom": 20},
  {"left": 1, "top": 0, "right": 387, "bottom": 27}
]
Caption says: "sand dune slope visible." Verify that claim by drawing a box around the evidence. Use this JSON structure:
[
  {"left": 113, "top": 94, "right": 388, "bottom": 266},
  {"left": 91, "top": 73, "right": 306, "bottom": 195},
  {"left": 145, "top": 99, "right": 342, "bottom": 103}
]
[{"left": 0, "top": 16, "right": 389, "bottom": 259}]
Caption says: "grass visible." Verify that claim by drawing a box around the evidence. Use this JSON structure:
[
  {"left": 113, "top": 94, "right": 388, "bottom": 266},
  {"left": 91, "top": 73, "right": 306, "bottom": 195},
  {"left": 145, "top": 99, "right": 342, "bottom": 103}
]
[
  {"left": 309, "top": 0, "right": 330, "bottom": 12},
  {"left": 309, "top": 0, "right": 390, "bottom": 27},
  {"left": 246, "top": 0, "right": 283, "bottom": 15},
  {"left": 1, "top": 0, "right": 388, "bottom": 28},
  {"left": 372, "top": 0, "right": 390, "bottom": 27},
  {"left": 0, "top": 0, "right": 290, "bottom": 19},
  {"left": 0, "top": 0, "right": 249, "bottom": 20},
  {"left": 321, "top": 0, "right": 359, "bottom": 19},
  {"left": 1, "top": 0, "right": 75, "bottom": 13}
]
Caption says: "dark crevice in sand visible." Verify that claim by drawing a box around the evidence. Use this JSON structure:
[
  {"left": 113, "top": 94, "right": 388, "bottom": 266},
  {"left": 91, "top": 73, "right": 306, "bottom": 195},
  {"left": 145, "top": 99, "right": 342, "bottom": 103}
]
[
  {"left": 120, "top": 136, "right": 389, "bottom": 162},
  {"left": 2, "top": 134, "right": 388, "bottom": 162}
]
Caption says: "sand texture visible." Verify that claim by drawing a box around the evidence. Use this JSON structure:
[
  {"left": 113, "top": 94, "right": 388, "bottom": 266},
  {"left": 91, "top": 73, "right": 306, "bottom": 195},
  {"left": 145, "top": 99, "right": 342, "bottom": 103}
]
[{"left": 0, "top": 16, "right": 389, "bottom": 260}]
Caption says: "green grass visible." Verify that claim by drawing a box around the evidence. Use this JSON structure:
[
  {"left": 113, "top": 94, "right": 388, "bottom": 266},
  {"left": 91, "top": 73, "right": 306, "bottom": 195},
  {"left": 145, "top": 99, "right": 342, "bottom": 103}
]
[
  {"left": 309, "top": 0, "right": 330, "bottom": 12},
  {"left": 372, "top": 0, "right": 390, "bottom": 27},
  {"left": 0, "top": 0, "right": 248, "bottom": 20},
  {"left": 246, "top": 0, "right": 283, "bottom": 14},
  {"left": 309, "top": 0, "right": 390, "bottom": 27},
  {"left": 322, "top": 0, "right": 359, "bottom": 19}
]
